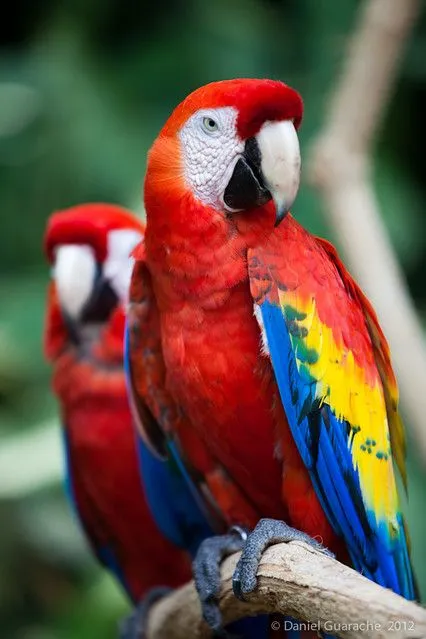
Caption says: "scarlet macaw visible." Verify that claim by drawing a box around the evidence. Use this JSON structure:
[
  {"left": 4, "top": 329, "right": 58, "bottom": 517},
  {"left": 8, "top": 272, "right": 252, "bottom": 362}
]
[
  {"left": 128, "top": 79, "right": 416, "bottom": 632},
  {"left": 43, "top": 203, "right": 215, "bottom": 634}
]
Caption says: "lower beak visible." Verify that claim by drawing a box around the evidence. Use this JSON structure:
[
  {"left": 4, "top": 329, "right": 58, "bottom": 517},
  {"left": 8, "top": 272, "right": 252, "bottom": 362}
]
[{"left": 223, "top": 138, "right": 271, "bottom": 213}]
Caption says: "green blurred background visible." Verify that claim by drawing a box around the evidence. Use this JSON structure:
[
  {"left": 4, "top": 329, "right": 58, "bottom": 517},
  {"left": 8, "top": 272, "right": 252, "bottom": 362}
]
[{"left": 0, "top": 1, "right": 425, "bottom": 637}]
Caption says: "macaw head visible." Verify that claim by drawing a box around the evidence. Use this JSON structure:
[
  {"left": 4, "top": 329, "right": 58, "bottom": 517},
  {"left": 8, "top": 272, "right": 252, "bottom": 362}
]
[
  {"left": 44, "top": 203, "right": 144, "bottom": 359},
  {"left": 145, "top": 78, "right": 303, "bottom": 229}
]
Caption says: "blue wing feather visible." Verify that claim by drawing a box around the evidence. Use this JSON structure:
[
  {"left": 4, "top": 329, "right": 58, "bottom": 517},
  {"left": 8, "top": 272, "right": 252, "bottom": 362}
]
[
  {"left": 259, "top": 299, "right": 415, "bottom": 600},
  {"left": 134, "top": 435, "right": 214, "bottom": 556}
]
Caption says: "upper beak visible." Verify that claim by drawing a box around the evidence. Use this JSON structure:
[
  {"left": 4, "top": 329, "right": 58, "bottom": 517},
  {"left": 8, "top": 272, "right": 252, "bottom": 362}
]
[
  {"left": 54, "top": 245, "right": 97, "bottom": 320},
  {"left": 256, "top": 119, "right": 301, "bottom": 225},
  {"left": 223, "top": 119, "right": 301, "bottom": 225}
]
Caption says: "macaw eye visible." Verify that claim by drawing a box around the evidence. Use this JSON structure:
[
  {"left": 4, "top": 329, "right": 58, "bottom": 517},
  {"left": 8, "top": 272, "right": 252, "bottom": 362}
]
[{"left": 202, "top": 116, "right": 219, "bottom": 133}]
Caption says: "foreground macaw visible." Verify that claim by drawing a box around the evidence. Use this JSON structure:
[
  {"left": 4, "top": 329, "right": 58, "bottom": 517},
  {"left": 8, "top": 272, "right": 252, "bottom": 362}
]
[
  {"left": 43, "top": 203, "right": 213, "bottom": 629},
  {"left": 129, "top": 78, "right": 416, "bottom": 633}
]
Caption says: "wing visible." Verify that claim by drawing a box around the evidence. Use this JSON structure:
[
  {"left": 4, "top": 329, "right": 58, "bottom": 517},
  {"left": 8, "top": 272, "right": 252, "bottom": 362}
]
[
  {"left": 125, "top": 244, "right": 222, "bottom": 555},
  {"left": 61, "top": 427, "right": 129, "bottom": 592},
  {"left": 249, "top": 217, "right": 415, "bottom": 599}
]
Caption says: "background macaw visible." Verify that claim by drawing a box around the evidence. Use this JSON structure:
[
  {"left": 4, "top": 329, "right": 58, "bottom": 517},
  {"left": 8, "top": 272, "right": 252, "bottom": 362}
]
[
  {"left": 129, "top": 78, "right": 416, "bottom": 633},
  {"left": 43, "top": 202, "right": 215, "bottom": 632}
]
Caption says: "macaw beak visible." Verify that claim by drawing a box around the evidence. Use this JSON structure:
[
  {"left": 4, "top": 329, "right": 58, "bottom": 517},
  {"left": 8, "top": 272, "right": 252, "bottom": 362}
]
[
  {"left": 223, "top": 119, "right": 301, "bottom": 226},
  {"left": 54, "top": 245, "right": 97, "bottom": 320},
  {"left": 256, "top": 119, "right": 301, "bottom": 226}
]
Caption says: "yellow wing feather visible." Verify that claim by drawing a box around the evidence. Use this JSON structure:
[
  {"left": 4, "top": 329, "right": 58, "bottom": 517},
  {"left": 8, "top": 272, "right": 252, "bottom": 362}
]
[{"left": 279, "top": 288, "right": 400, "bottom": 534}]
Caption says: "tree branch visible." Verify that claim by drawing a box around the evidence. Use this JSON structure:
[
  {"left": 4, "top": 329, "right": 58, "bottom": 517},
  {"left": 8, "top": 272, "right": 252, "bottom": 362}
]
[
  {"left": 308, "top": 0, "right": 426, "bottom": 462},
  {"left": 145, "top": 542, "right": 426, "bottom": 639}
]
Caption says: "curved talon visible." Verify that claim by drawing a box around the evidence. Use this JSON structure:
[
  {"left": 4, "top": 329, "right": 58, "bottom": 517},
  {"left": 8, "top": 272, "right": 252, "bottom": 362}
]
[
  {"left": 119, "top": 586, "right": 172, "bottom": 639},
  {"left": 233, "top": 562, "right": 257, "bottom": 602},
  {"left": 232, "top": 570, "right": 244, "bottom": 601},
  {"left": 233, "top": 518, "right": 334, "bottom": 602}
]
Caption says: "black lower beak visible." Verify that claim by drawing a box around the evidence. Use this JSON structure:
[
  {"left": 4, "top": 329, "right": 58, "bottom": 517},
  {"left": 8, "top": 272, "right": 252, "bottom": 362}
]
[
  {"left": 81, "top": 270, "right": 118, "bottom": 324},
  {"left": 64, "top": 275, "right": 118, "bottom": 347},
  {"left": 223, "top": 138, "right": 271, "bottom": 212}
]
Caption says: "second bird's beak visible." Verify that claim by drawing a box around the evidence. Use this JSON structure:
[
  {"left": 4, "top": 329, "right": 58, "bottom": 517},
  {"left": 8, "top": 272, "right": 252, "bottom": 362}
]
[
  {"left": 223, "top": 119, "right": 301, "bottom": 226},
  {"left": 54, "top": 245, "right": 97, "bottom": 320}
]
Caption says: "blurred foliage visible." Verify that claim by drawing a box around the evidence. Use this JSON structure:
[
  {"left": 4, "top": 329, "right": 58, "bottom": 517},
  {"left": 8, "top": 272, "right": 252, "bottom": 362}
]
[{"left": 1, "top": 1, "right": 425, "bottom": 637}]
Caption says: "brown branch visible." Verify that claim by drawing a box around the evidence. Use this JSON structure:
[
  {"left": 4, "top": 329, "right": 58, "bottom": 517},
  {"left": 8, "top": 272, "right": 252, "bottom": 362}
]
[
  {"left": 308, "top": 0, "right": 426, "bottom": 463},
  {"left": 145, "top": 542, "right": 426, "bottom": 639}
]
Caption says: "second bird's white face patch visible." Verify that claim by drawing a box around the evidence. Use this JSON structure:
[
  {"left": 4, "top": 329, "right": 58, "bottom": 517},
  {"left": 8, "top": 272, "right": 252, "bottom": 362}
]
[
  {"left": 179, "top": 106, "right": 244, "bottom": 210},
  {"left": 104, "top": 228, "right": 142, "bottom": 305}
]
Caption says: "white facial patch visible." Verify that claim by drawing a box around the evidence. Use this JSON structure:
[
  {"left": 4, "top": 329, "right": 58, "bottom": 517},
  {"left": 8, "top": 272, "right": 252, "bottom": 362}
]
[
  {"left": 179, "top": 106, "right": 244, "bottom": 210},
  {"left": 104, "top": 228, "right": 143, "bottom": 304},
  {"left": 54, "top": 245, "right": 96, "bottom": 319}
]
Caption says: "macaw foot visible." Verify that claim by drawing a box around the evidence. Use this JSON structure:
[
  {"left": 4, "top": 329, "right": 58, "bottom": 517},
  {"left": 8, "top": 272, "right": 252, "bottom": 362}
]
[
  {"left": 193, "top": 525, "right": 249, "bottom": 637},
  {"left": 118, "top": 586, "right": 172, "bottom": 639},
  {"left": 233, "top": 518, "right": 333, "bottom": 600}
]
